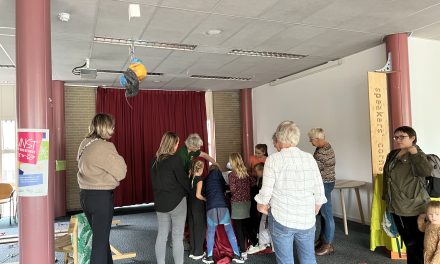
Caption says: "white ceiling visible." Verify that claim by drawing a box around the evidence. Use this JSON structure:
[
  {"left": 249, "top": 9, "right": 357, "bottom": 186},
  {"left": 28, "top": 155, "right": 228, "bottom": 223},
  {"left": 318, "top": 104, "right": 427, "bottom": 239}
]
[{"left": 1, "top": 0, "right": 440, "bottom": 90}]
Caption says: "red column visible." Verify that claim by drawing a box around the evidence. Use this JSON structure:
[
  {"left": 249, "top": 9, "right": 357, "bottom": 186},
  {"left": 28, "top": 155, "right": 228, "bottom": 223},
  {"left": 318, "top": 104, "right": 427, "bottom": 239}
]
[
  {"left": 240, "top": 89, "right": 254, "bottom": 166},
  {"left": 53, "top": 80, "right": 66, "bottom": 217},
  {"left": 16, "top": 0, "right": 54, "bottom": 263},
  {"left": 385, "top": 33, "right": 412, "bottom": 139}
]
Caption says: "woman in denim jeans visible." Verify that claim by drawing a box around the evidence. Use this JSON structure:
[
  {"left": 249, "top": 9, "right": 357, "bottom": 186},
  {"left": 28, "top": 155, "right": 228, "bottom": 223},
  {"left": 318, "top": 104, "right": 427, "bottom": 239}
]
[{"left": 308, "top": 128, "right": 336, "bottom": 256}]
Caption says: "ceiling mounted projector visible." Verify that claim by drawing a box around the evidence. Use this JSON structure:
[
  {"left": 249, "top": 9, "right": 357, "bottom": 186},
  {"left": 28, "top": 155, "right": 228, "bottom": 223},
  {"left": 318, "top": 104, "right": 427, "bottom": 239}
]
[{"left": 80, "top": 68, "right": 98, "bottom": 79}]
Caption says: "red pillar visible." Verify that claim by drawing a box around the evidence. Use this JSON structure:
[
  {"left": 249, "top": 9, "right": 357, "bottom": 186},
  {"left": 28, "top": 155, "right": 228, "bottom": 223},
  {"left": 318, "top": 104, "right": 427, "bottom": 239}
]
[
  {"left": 385, "top": 33, "right": 412, "bottom": 139},
  {"left": 53, "top": 80, "right": 66, "bottom": 217},
  {"left": 240, "top": 89, "right": 254, "bottom": 166},
  {"left": 16, "top": 0, "right": 54, "bottom": 263}
]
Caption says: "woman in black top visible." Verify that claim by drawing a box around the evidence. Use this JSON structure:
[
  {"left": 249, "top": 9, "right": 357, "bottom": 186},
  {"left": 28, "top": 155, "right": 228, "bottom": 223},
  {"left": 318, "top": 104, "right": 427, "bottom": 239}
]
[{"left": 151, "top": 132, "right": 190, "bottom": 264}]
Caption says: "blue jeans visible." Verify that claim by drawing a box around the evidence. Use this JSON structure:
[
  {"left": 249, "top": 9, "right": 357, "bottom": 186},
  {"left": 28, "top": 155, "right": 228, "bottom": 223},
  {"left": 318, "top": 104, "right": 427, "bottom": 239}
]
[
  {"left": 206, "top": 208, "right": 240, "bottom": 257},
  {"left": 319, "top": 182, "right": 335, "bottom": 244},
  {"left": 269, "top": 212, "right": 316, "bottom": 264}
]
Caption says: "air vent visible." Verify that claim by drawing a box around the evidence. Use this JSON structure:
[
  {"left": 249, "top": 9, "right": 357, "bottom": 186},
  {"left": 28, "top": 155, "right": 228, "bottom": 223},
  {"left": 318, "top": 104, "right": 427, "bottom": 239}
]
[
  {"left": 228, "top": 49, "right": 306, "bottom": 60},
  {"left": 94, "top": 36, "right": 197, "bottom": 51},
  {"left": 0, "top": 65, "right": 15, "bottom": 69},
  {"left": 190, "top": 75, "right": 251, "bottom": 81}
]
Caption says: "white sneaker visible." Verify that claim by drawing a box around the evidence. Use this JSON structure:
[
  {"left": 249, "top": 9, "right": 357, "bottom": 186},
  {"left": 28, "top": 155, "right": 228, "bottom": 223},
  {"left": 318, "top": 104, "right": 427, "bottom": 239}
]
[
  {"left": 189, "top": 254, "right": 194, "bottom": 259},
  {"left": 191, "top": 252, "right": 205, "bottom": 260},
  {"left": 247, "top": 244, "right": 264, "bottom": 254},
  {"left": 241, "top": 252, "right": 248, "bottom": 260}
]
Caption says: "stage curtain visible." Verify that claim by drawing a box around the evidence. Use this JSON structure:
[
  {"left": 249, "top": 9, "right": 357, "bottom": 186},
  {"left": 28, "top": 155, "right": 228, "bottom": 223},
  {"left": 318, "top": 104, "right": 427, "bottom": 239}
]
[{"left": 96, "top": 87, "right": 208, "bottom": 207}]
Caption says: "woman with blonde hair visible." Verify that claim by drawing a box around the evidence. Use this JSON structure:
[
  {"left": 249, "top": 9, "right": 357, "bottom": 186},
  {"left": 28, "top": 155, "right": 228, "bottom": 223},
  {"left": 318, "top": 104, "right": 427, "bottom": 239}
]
[
  {"left": 77, "top": 113, "right": 127, "bottom": 264},
  {"left": 228, "top": 152, "right": 258, "bottom": 258},
  {"left": 151, "top": 132, "right": 190, "bottom": 264}
]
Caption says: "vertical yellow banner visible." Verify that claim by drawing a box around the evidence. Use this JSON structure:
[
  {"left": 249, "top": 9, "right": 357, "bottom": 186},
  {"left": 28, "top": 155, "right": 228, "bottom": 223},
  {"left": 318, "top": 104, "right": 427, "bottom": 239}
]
[
  {"left": 368, "top": 72, "right": 406, "bottom": 259},
  {"left": 368, "top": 72, "right": 390, "bottom": 177}
]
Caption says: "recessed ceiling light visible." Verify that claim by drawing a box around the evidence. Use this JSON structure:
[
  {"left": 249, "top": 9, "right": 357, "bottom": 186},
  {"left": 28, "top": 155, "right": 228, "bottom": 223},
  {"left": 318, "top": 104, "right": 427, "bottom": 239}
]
[{"left": 205, "top": 29, "right": 222, "bottom": 36}]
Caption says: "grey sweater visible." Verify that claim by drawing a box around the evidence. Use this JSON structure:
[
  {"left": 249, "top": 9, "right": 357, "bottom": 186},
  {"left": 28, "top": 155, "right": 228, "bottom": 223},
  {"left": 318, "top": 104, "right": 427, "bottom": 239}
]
[{"left": 77, "top": 137, "right": 127, "bottom": 190}]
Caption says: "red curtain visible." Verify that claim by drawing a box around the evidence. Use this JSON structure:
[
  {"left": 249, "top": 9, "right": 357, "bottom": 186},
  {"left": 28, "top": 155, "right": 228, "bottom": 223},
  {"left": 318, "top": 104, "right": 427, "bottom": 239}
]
[{"left": 96, "top": 87, "right": 208, "bottom": 207}]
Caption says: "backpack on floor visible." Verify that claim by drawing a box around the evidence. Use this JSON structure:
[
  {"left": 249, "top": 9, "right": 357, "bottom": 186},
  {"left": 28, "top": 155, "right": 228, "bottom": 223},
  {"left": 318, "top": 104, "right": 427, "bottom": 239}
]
[
  {"left": 424, "top": 154, "right": 440, "bottom": 197},
  {"left": 381, "top": 211, "right": 403, "bottom": 258}
]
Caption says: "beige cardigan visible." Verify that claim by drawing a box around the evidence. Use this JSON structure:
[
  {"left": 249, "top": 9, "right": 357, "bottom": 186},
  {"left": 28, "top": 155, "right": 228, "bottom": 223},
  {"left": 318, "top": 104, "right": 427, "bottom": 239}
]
[{"left": 77, "top": 138, "right": 127, "bottom": 190}]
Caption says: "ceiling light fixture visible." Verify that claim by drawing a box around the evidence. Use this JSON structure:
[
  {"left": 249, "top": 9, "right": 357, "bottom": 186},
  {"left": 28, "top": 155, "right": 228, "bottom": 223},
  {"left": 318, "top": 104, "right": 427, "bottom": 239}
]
[
  {"left": 94, "top": 36, "right": 197, "bottom": 51},
  {"left": 205, "top": 29, "right": 222, "bottom": 36},
  {"left": 58, "top": 12, "right": 70, "bottom": 22},
  {"left": 0, "top": 64, "right": 15, "bottom": 69},
  {"left": 228, "top": 49, "right": 306, "bottom": 60},
  {"left": 270, "top": 59, "right": 343, "bottom": 86},
  {"left": 190, "top": 74, "right": 251, "bottom": 81}
]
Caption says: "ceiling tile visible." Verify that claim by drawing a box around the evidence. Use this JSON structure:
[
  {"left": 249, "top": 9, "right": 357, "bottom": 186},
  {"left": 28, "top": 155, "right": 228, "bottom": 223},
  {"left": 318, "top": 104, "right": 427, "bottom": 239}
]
[
  {"left": 255, "top": 24, "right": 327, "bottom": 52},
  {"left": 213, "top": 0, "right": 278, "bottom": 18},
  {"left": 0, "top": 0, "right": 15, "bottom": 28},
  {"left": 259, "top": 0, "right": 334, "bottom": 23},
  {"left": 51, "top": 0, "right": 98, "bottom": 41},
  {"left": 182, "top": 14, "right": 249, "bottom": 46},
  {"left": 152, "top": 50, "right": 202, "bottom": 74},
  {"left": 220, "top": 20, "right": 289, "bottom": 50},
  {"left": 95, "top": 1, "right": 157, "bottom": 39},
  {"left": 370, "top": 4, "right": 440, "bottom": 34},
  {"left": 161, "top": 0, "right": 220, "bottom": 12},
  {"left": 412, "top": 21, "right": 440, "bottom": 39},
  {"left": 140, "top": 7, "right": 208, "bottom": 43}
]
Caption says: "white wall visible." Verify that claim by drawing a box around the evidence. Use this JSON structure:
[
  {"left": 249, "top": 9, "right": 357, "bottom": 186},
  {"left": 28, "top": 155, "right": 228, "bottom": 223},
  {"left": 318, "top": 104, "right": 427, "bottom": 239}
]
[
  {"left": 0, "top": 85, "right": 16, "bottom": 120},
  {"left": 252, "top": 44, "right": 387, "bottom": 223},
  {"left": 409, "top": 37, "right": 440, "bottom": 157}
]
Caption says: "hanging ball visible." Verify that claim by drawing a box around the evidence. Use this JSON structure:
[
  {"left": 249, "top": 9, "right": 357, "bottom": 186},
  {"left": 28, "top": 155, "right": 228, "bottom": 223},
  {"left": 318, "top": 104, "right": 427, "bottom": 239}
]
[{"left": 128, "top": 58, "right": 147, "bottom": 81}]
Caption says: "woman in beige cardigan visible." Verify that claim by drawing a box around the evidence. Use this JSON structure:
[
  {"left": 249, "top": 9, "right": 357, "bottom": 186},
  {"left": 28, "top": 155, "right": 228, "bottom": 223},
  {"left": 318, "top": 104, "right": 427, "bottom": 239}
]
[{"left": 77, "top": 113, "right": 127, "bottom": 264}]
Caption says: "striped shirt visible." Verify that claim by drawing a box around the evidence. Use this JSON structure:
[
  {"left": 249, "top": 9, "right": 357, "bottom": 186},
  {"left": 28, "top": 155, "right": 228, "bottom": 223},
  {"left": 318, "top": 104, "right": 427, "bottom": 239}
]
[{"left": 254, "top": 147, "right": 327, "bottom": 230}]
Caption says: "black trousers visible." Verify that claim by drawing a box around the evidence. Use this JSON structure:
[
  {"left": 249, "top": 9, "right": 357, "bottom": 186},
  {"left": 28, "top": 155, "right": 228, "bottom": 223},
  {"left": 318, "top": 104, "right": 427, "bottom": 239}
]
[
  {"left": 233, "top": 218, "right": 258, "bottom": 252},
  {"left": 188, "top": 202, "right": 206, "bottom": 256},
  {"left": 80, "top": 189, "right": 114, "bottom": 264},
  {"left": 392, "top": 213, "right": 424, "bottom": 264}
]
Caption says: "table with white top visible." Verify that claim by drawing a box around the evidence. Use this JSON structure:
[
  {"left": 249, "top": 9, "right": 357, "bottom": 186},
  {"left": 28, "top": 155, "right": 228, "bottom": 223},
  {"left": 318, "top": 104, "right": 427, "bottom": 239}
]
[{"left": 334, "top": 179, "right": 367, "bottom": 235}]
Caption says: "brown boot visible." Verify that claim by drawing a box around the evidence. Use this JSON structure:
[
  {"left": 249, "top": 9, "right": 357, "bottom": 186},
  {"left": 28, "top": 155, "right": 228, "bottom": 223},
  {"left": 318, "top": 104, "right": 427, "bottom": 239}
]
[
  {"left": 315, "top": 244, "right": 334, "bottom": 256},
  {"left": 314, "top": 239, "right": 322, "bottom": 250}
]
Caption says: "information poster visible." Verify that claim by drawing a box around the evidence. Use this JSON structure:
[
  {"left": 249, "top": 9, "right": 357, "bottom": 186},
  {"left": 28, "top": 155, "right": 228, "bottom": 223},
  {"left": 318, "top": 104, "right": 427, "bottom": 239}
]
[{"left": 17, "top": 129, "right": 49, "bottom": 197}]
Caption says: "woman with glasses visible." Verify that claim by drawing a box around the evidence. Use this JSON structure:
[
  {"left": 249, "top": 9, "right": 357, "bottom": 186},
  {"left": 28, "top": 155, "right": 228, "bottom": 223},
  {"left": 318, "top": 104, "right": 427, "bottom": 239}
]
[{"left": 383, "top": 126, "right": 433, "bottom": 264}]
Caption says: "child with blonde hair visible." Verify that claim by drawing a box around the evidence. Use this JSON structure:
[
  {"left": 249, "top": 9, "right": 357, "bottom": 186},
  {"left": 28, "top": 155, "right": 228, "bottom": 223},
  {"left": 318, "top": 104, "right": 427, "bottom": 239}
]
[
  {"left": 188, "top": 160, "right": 206, "bottom": 260},
  {"left": 228, "top": 152, "right": 258, "bottom": 258},
  {"left": 417, "top": 200, "right": 440, "bottom": 264}
]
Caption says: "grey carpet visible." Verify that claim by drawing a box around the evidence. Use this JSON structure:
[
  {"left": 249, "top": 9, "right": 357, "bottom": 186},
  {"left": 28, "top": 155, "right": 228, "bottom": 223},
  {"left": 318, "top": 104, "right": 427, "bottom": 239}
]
[{"left": 0, "top": 206, "right": 406, "bottom": 264}]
